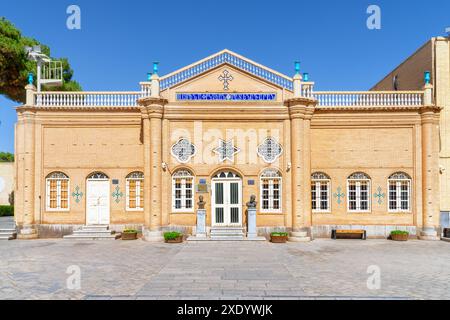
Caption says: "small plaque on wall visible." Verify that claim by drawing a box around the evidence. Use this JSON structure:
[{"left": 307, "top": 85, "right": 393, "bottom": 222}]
[
  {"left": 248, "top": 180, "right": 255, "bottom": 185},
  {"left": 196, "top": 184, "right": 209, "bottom": 193},
  {"left": 112, "top": 179, "right": 119, "bottom": 185}
]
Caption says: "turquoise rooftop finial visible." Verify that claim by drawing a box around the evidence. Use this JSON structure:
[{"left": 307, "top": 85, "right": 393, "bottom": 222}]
[
  {"left": 294, "top": 61, "right": 300, "bottom": 75},
  {"left": 303, "top": 72, "right": 309, "bottom": 82},
  {"left": 147, "top": 72, "right": 152, "bottom": 81},
  {"left": 27, "top": 72, "right": 34, "bottom": 85},
  {"left": 153, "top": 62, "right": 159, "bottom": 75},
  {"left": 424, "top": 71, "right": 431, "bottom": 85}
]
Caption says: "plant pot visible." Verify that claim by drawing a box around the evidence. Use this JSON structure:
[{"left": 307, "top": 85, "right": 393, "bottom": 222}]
[
  {"left": 391, "top": 233, "right": 408, "bottom": 241},
  {"left": 121, "top": 232, "right": 138, "bottom": 240},
  {"left": 270, "top": 235, "right": 288, "bottom": 243},
  {"left": 165, "top": 236, "right": 183, "bottom": 243}
]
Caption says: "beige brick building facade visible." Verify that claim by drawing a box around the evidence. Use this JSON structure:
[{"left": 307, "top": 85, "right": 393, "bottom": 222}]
[
  {"left": 372, "top": 36, "right": 450, "bottom": 224},
  {"left": 13, "top": 50, "right": 443, "bottom": 240}
]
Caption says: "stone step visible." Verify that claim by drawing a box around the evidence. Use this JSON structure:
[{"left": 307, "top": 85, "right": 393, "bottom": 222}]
[
  {"left": 79, "top": 225, "right": 110, "bottom": 231},
  {"left": 210, "top": 228, "right": 244, "bottom": 234},
  {"left": 210, "top": 232, "right": 245, "bottom": 237},
  {"left": 291, "top": 231, "right": 308, "bottom": 237},
  {"left": 0, "top": 231, "right": 16, "bottom": 236},
  {"left": 63, "top": 234, "right": 120, "bottom": 240},
  {"left": 288, "top": 236, "right": 311, "bottom": 242},
  {"left": 210, "top": 235, "right": 245, "bottom": 241},
  {"left": 0, "top": 235, "right": 14, "bottom": 240},
  {"left": 0, "top": 229, "right": 17, "bottom": 233},
  {"left": 72, "top": 230, "right": 115, "bottom": 235}
]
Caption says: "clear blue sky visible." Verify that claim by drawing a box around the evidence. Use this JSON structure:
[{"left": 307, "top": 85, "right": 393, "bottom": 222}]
[{"left": 1, "top": 0, "right": 449, "bottom": 153}]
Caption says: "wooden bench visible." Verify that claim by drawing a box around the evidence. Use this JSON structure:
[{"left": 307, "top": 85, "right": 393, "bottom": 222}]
[{"left": 332, "top": 229, "right": 367, "bottom": 240}]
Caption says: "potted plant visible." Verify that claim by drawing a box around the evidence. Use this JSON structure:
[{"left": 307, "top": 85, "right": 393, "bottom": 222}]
[
  {"left": 270, "top": 232, "right": 289, "bottom": 243},
  {"left": 390, "top": 230, "right": 409, "bottom": 241},
  {"left": 164, "top": 231, "right": 183, "bottom": 243},
  {"left": 122, "top": 228, "right": 138, "bottom": 240}
]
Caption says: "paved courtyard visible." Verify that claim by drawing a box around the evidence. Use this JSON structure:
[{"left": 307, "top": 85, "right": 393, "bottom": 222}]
[{"left": 0, "top": 239, "right": 449, "bottom": 300}]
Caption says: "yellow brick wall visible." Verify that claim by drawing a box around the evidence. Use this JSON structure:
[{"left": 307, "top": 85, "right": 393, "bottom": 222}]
[{"left": 373, "top": 37, "right": 450, "bottom": 211}]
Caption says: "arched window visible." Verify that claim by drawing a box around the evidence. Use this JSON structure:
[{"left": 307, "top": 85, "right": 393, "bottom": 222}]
[
  {"left": 311, "top": 172, "right": 331, "bottom": 212},
  {"left": 46, "top": 172, "right": 69, "bottom": 211},
  {"left": 126, "top": 172, "right": 144, "bottom": 211},
  {"left": 172, "top": 169, "right": 194, "bottom": 212},
  {"left": 388, "top": 172, "right": 412, "bottom": 212},
  {"left": 87, "top": 172, "right": 109, "bottom": 180},
  {"left": 260, "top": 169, "right": 282, "bottom": 213},
  {"left": 347, "top": 172, "right": 371, "bottom": 212}
]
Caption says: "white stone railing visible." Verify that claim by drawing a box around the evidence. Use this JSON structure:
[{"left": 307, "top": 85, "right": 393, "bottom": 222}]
[
  {"left": 32, "top": 90, "right": 425, "bottom": 108},
  {"left": 34, "top": 92, "right": 143, "bottom": 107},
  {"left": 140, "top": 82, "right": 152, "bottom": 97},
  {"left": 310, "top": 91, "right": 424, "bottom": 107}
]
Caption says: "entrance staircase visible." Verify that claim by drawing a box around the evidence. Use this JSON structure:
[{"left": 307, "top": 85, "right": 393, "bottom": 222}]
[
  {"left": 0, "top": 217, "right": 16, "bottom": 240},
  {"left": 63, "top": 225, "right": 119, "bottom": 240},
  {"left": 0, "top": 228, "right": 17, "bottom": 240},
  {"left": 210, "top": 227, "right": 245, "bottom": 241}
]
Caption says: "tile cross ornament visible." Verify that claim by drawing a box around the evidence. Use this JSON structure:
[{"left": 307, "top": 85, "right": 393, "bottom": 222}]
[
  {"left": 214, "top": 139, "right": 240, "bottom": 162},
  {"left": 374, "top": 186, "right": 385, "bottom": 204},
  {"left": 218, "top": 70, "right": 233, "bottom": 91},
  {"left": 333, "top": 187, "right": 345, "bottom": 205},
  {"left": 71, "top": 186, "right": 83, "bottom": 203},
  {"left": 112, "top": 186, "right": 123, "bottom": 203}
]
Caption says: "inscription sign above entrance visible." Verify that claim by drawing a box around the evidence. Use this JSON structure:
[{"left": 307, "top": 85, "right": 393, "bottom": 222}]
[{"left": 176, "top": 93, "right": 277, "bottom": 101}]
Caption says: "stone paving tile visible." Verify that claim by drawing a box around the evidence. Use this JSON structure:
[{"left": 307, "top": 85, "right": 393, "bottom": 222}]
[{"left": 0, "top": 239, "right": 449, "bottom": 299}]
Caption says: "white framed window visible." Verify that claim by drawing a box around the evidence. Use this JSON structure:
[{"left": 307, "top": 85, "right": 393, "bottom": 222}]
[
  {"left": 311, "top": 172, "right": 331, "bottom": 212},
  {"left": 126, "top": 172, "right": 144, "bottom": 211},
  {"left": 172, "top": 169, "right": 194, "bottom": 212},
  {"left": 388, "top": 172, "right": 412, "bottom": 213},
  {"left": 260, "top": 169, "right": 282, "bottom": 213},
  {"left": 347, "top": 172, "right": 371, "bottom": 213},
  {"left": 46, "top": 172, "right": 70, "bottom": 211}
]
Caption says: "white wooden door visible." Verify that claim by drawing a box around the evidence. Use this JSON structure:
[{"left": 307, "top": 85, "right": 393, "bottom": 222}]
[
  {"left": 86, "top": 180, "right": 110, "bottom": 225},
  {"left": 212, "top": 179, "right": 242, "bottom": 227}
]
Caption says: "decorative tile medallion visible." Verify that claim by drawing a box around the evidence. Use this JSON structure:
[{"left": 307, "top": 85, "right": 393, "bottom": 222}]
[
  {"left": 257, "top": 137, "right": 283, "bottom": 163},
  {"left": 213, "top": 139, "right": 240, "bottom": 162},
  {"left": 171, "top": 138, "right": 196, "bottom": 163}
]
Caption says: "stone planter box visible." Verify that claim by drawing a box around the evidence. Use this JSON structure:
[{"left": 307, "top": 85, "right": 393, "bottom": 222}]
[
  {"left": 270, "top": 235, "right": 288, "bottom": 243},
  {"left": 121, "top": 232, "right": 138, "bottom": 240},
  {"left": 391, "top": 233, "right": 409, "bottom": 241},
  {"left": 165, "top": 236, "right": 183, "bottom": 243}
]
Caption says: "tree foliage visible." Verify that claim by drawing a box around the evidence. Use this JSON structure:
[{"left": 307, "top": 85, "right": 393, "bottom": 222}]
[
  {"left": 0, "top": 152, "right": 14, "bottom": 162},
  {"left": 0, "top": 17, "right": 81, "bottom": 103}
]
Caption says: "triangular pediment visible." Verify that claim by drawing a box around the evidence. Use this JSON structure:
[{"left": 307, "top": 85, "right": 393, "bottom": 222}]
[
  {"left": 171, "top": 64, "right": 283, "bottom": 94},
  {"left": 159, "top": 49, "right": 294, "bottom": 92}
]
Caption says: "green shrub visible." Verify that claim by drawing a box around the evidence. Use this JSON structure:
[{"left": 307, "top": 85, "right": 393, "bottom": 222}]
[
  {"left": 164, "top": 231, "right": 182, "bottom": 240},
  {"left": 390, "top": 230, "right": 409, "bottom": 236},
  {"left": 123, "top": 229, "right": 138, "bottom": 233},
  {"left": 0, "top": 205, "right": 14, "bottom": 217},
  {"left": 271, "top": 232, "right": 288, "bottom": 237}
]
